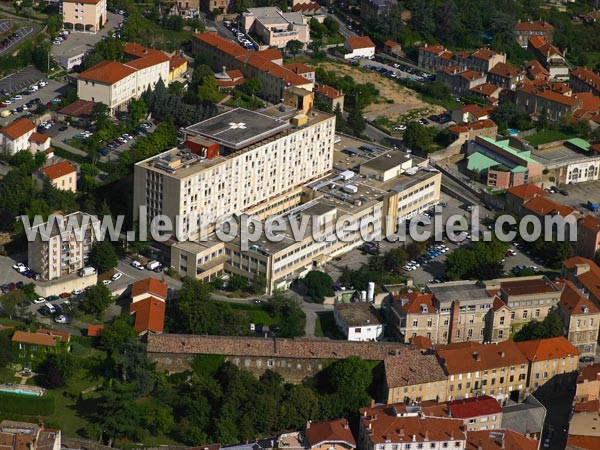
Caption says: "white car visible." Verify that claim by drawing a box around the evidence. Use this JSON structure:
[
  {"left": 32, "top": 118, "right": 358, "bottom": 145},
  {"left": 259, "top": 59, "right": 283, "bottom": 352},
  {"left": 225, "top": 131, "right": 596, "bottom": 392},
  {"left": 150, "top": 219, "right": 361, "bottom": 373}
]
[
  {"left": 71, "top": 289, "right": 83, "bottom": 295},
  {"left": 34, "top": 297, "right": 46, "bottom": 304},
  {"left": 131, "top": 261, "right": 144, "bottom": 270},
  {"left": 54, "top": 315, "right": 68, "bottom": 324},
  {"left": 12, "top": 262, "right": 25, "bottom": 270},
  {"left": 111, "top": 272, "right": 123, "bottom": 281},
  {"left": 14, "top": 95, "right": 22, "bottom": 100},
  {"left": 102, "top": 279, "right": 112, "bottom": 286},
  {"left": 38, "top": 81, "right": 48, "bottom": 87}
]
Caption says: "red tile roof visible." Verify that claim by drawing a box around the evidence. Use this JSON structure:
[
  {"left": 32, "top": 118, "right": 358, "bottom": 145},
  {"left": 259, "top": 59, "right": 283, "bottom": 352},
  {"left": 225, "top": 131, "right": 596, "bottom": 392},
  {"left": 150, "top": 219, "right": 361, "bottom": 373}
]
[
  {"left": 131, "top": 277, "right": 168, "bottom": 300},
  {"left": 305, "top": 418, "right": 355, "bottom": 448},
  {"left": 492, "top": 295, "right": 509, "bottom": 312},
  {"left": 256, "top": 47, "right": 282, "bottom": 61},
  {"left": 346, "top": 36, "right": 375, "bottom": 50},
  {"left": 11, "top": 331, "right": 57, "bottom": 347},
  {"left": 559, "top": 279, "right": 600, "bottom": 315},
  {"left": 126, "top": 52, "right": 170, "bottom": 70},
  {"left": 489, "top": 62, "right": 522, "bottom": 78},
  {"left": 461, "top": 104, "right": 490, "bottom": 119},
  {"left": 466, "top": 430, "right": 539, "bottom": 450},
  {"left": 169, "top": 55, "right": 187, "bottom": 71},
  {"left": 384, "top": 351, "right": 447, "bottom": 387},
  {"left": 529, "top": 36, "right": 563, "bottom": 58},
  {"left": 79, "top": 60, "right": 137, "bottom": 84},
  {"left": 577, "top": 363, "right": 600, "bottom": 383},
  {"left": 526, "top": 60, "right": 549, "bottom": 79},
  {"left": 123, "top": 42, "right": 162, "bottom": 59},
  {"left": 470, "top": 83, "right": 501, "bottom": 96},
  {"left": 449, "top": 119, "right": 497, "bottom": 135},
  {"left": 571, "top": 67, "right": 600, "bottom": 91},
  {"left": 284, "top": 62, "right": 314, "bottom": 75},
  {"left": 410, "top": 335, "right": 432, "bottom": 351},
  {"left": 458, "top": 69, "right": 485, "bottom": 81},
  {"left": 420, "top": 45, "right": 447, "bottom": 55},
  {"left": 384, "top": 40, "right": 400, "bottom": 48},
  {"left": 393, "top": 292, "right": 437, "bottom": 314},
  {"left": 194, "top": 32, "right": 248, "bottom": 58},
  {"left": 28, "top": 132, "right": 50, "bottom": 143},
  {"left": 292, "top": 2, "right": 321, "bottom": 11},
  {"left": 58, "top": 99, "right": 96, "bottom": 117},
  {"left": 130, "top": 296, "right": 166, "bottom": 333},
  {"left": 87, "top": 325, "right": 104, "bottom": 337},
  {"left": 40, "top": 161, "right": 77, "bottom": 180},
  {"left": 563, "top": 256, "right": 595, "bottom": 270},
  {"left": 471, "top": 48, "right": 502, "bottom": 61},
  {"left": 516, "top": 336, "right": 580, "bottom": 362},
  {"left": 447, "top": 395, "right": 502, "bottom": 418},
  {"left": 35, "top": 328, "right": 70, "bottom": 343},
  {"left": 315, "top": 84, "right": 344, "bottom": 99},
  {"left": 517, "top": 84, "right": 579, "bottom": 107},
  {"left": 515, "top": 20, "right": 554, "bottom": 32},
  {"left": 573, "top": 399, "right": 600, "bottom": 413},
  {"left": 506, "top": 183, "right": 548, "bottom": 200},
  {"left": 567, "top": 435, "right": 600, "bottom": 450},
  {"left": 500, "top": 277, "right": 559, "bottom": 297},
  {"left": 361, "top": 415, "right": 466, "bottom": 445},
  {"left": 1, "top": 118, "right": 35, "bottom": 140},
  {"left": 574, "top": 92, "right": 600, "bottom": 112},
  {"left": 523, "top": 196, "right": 577, "bottom": 217},
  {"left": 437, "top": 340, "right": 529, "bottom": 375}
]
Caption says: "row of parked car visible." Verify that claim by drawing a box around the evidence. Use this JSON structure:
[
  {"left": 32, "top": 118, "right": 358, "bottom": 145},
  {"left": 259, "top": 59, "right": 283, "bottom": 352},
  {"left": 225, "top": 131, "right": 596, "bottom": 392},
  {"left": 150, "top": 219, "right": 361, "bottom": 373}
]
[
  {"left": 402, "top": 244, "right": 450, "bottom": 272},
  {"left": 225, "top": 21, "right": 255, "bottom": 49},
  {"left": 0, "top": 29, "right": 25, "bottom": 50},
  {"left": 53, "top": 29, "right": 70, "bottom": 46},
  {"left": 98, "top": 122, "right": 152, "bottom": 156}
]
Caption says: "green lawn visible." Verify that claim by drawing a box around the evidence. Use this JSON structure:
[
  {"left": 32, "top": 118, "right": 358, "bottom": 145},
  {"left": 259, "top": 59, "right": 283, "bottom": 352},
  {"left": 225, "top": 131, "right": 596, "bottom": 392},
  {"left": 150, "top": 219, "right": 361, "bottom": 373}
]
[
  {"left": 314, "top": 311, "right": 345, "bottom": 340},
  {"left": 524, "top": 129, "right": 576, "bottom": 147},
  {"left": 225, "top": 302, "right": 276, "bottom": 326},
  {"left": 419, "top": 94, "right": 462, "bottom": 110},
  {"left": 0, "top": 367, "right": 18, "bottom": 384}
]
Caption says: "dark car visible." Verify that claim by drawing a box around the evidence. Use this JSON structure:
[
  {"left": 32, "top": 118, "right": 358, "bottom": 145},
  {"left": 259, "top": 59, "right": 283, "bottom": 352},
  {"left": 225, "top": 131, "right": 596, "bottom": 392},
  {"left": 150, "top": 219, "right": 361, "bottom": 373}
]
[
  {"left": 8, "top": 283, "right": 16, "bottom": 291},
  {"left": 1, "top": 284, "right": 9, "bottom": 293},
  {"left": 38, "top": 307, "right": 49, "bottom": 316},
  {"left": 46, "top": 295, "right": 59, "bottom": 301},
  {"left": 98, "top": 148, "right": 109, "bottom": 156},
  {"left": 18, "top": 300, "right": 31, "bottom": 308},
  {"left": 16, "top": 281, "right": 24, "bottom": 289},
  {"left": 580, "top": 356, "right": 595, "bottom": 363},
  {"left": 59, "top": 125, "right": 68, "bottom": 131},
  {"left": 560, "top": 190, "right": 569, "bottom": 196}
]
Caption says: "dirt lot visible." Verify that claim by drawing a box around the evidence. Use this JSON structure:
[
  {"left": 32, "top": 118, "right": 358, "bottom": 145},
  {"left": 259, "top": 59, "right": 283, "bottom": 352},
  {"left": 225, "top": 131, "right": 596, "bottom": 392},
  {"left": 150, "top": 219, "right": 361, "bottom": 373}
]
[{"left": 315, "top": 61, "right": 444, "bottom": 121}]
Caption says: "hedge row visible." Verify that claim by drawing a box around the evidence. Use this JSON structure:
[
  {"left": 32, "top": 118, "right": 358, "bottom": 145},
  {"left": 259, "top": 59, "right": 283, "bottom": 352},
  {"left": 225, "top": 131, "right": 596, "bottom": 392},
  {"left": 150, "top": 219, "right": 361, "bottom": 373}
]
[{"left": 0, "top": 392, "right": 55, "bottom": 415}]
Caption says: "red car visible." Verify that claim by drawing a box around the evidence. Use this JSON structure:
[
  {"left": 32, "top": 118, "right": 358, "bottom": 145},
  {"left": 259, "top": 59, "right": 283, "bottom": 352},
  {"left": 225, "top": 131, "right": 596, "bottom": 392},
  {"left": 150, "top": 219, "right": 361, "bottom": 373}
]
[{"left": 59, "top": 292, "right": 71, "bottom": 298}]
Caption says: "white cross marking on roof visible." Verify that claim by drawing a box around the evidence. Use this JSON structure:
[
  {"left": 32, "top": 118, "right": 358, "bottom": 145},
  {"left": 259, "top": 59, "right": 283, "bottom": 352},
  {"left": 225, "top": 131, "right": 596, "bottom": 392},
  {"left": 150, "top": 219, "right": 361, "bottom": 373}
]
[{"left": 228, "top": 122, "right": 247, "bottom": 129}]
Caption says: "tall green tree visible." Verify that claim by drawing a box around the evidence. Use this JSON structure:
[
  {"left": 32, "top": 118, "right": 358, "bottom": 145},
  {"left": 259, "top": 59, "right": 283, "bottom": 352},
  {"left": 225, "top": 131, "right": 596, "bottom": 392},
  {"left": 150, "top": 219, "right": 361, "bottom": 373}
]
[
  {"left": 89, "top": 240, "right": 119, "bottom": 273},
  {"left": 285, "top": 39, "right": 303, "bottom": 60}
]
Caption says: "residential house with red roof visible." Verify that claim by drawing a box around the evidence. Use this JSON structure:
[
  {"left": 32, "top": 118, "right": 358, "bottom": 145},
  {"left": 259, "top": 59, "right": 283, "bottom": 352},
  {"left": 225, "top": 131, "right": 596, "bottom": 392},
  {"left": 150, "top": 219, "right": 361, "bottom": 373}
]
[
  {"left": 515, "top": 20, "right": 554, "bottom": 48},
  {"left": 562, "top": 256, "right": 600, "bottom": 305},
  {"left": 487, "top": 62, "right": 525, "bottom": 90},
  {"left": 448, "top": 120, "right": 498, "bottom": 147},
  {"left": 77, "top": 43, "right": 170, "bottom": 114},
  {"left": 466, "top": 430, "right": 539, "bottom": 450},
  {"left": 314, "top": 84, "right": 345, "bottom": 112},
  {"left": 575, "top": 363, "right": 600, "bottom": 403},
  {"left": 344, "top": 36, "right": 375, "bottom": 60},
  {"left": 556, "top": 280, "right": 600, "bottom": 357},
  {"left": 578, "top": 214, "right": 600, "bottom": 259},
  {"left": 514, "top": 83, "right": 581, "bottom": 121},
  {"left": 358, "top": 408, "right": 467, "bottom": 450},
  {"left": 11, "top": 330, "right": 70, "bottom": 366},
  {"left": 418, "top": 45, "right": 456, "bottom": 72},
  {"left": 0, "top": 420, "right": 62, "bottom": 450},
  {"left": 305, "top": 418, "right": 356, "bottom": 450},
  {"left": 505, "top": 184, "right": 548, "bottom": 216},
  {"left": 418, "top": 46, "right": 505, "bottom": 75},
  {"left": 469, "top": 83, "right": 502, "bottom": 106},
  {"left": 0, "top": 118, "right": 36, "bottom": 155},
  {"left": 192, "top": 32, "right": 314, "bottom": 103},
  {"left": 528, "top": 36, "right": 569, "bottom": 80},
  {"left": 62, "top": 0, "right": 106, "bottom": 34},
  {"left": 387, "top": 292, "right": 439, "bottom": 344},
  {"left": 240, "top": 7, "right": 310, "bottom": 49},
  {"left": 525, "top": 60, "right": 549, "bottom": 81},
  {"left": 436, "top": 340, "right": 530, "bottom": 403},
  {"left": 36, "top": 161, "right": 78, "bottom": 192},
  {"left": 570, "top": 68, "right": 600, "bottom": 96},
  {"left": 129, "top": 276, "right": 168, "bottom": 335},
  {"left": 28, "top": 132, "right": 51, "bottom": 153},
  {"left": 436, "top": 66, "right": 487, "bottom": 97},
  {"left": 458, "top": 48, "right": 507, "bottom": 75},
  {"left": 447, "top": 395, "right": 503, "bottom": 431},
  {"left": 451, "top": 104, "right": 491, "bottom": 124},
  {"left": 383, "top": 40, "right": 402, "bottom": 58},
  {"left": 516, "top": 336, "right": 579, "bottom": 394}
]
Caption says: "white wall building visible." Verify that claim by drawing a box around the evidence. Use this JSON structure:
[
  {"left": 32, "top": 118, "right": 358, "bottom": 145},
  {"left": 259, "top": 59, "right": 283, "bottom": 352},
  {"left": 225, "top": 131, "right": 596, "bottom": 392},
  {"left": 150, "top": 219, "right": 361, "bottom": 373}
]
[
  {"left": 344, "top": 36, "right": 375, "bottom": 59},
  {"left": 334, "top": 302, "right": 384, "bottom": 341},
  {"left": 0, "top": 118, "right": 36, "bottom": 155}
]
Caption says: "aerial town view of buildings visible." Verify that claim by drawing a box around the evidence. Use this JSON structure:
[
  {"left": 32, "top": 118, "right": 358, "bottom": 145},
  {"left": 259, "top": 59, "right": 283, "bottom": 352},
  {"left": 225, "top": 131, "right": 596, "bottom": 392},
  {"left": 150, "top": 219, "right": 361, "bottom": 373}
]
[{"left": 3, "top": 1, "right": 600, "bottom": 450}]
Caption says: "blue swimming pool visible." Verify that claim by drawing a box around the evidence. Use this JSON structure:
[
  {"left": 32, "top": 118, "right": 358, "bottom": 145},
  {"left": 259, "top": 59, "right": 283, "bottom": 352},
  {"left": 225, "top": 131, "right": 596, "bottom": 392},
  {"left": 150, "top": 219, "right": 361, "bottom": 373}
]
[
  {"left": 507, "top": 128, "right": 519, "bottom": 135},
  {"left": 0, "top": 388, "right": 40, "bottom": 396}
]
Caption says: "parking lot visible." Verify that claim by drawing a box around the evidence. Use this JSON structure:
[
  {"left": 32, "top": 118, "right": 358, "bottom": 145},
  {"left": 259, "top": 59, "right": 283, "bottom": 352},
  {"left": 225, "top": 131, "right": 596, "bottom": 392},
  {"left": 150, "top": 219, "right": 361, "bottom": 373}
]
[
  {"left": 0, "top": 21, "right": 40, "bottom": 58},
  {"left": 0, "top": 76, "right": 68, "bottom": 127},
  {"left": 548, "top": 180, "right": 600, "bottom": 214},
  {"left": 51, "top": 11, "right": 121, "bottom": 69}
]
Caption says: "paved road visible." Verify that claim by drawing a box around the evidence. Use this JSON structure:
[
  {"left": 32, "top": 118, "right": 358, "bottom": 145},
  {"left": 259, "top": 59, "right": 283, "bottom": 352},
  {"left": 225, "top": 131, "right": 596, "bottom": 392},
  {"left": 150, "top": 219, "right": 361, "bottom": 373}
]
[
  {"left": 329, "top": 12, "right": 357, "bottom": 39},
  {"left": 0, "top": 66, "right": 47, "bottom": 99},
  {"left": 0, "top": 22, "right": 40, "bottom": 58}
]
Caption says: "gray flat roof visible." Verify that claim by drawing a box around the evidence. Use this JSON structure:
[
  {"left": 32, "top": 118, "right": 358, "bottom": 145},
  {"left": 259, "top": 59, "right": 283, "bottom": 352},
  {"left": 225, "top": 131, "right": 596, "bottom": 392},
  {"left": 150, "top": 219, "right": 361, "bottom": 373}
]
[
  {"left": 334, "top": 302, "right": 382, "bottom": 327},
  {"left": 185, "top": 108, "right": 290, "bottom": 150},
  {"left": 361, "top": 151, "right": 412, "bottom": 172},
  {"left": 427, "top": 281, "right": 490, "bottom": 303}
]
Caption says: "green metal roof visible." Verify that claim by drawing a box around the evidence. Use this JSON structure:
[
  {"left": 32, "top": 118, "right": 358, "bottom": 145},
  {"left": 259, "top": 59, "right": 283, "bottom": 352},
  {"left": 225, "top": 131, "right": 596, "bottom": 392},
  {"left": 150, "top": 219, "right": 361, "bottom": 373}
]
[
  {"left": 467, "top": 152, "right": 498, "bottom": 171},
  {"left": 566, "top": 138, "right": 591, "bottom": 152},
  {"left": 511, "top": 165, "right": 528, "bottom": 173},
  {"left": 478, "top": 136, "right": 538, "bottom": 164}
]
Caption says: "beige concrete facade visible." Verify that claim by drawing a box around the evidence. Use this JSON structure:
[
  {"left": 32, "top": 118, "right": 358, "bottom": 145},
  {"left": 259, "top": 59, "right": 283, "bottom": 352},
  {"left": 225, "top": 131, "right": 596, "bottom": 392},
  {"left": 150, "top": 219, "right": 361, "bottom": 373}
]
[
  {"left": 241, "top": 7, "right": 310, "bottom": 48},
  {"left": 62, "top": 0, "right": 107, "bottom": 33}
]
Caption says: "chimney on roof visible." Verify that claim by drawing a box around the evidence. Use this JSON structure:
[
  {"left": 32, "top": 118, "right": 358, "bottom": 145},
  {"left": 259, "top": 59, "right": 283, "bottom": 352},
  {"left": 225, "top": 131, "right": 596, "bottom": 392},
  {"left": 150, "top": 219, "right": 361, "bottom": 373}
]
[
  {"left": 412, "top": 434, "right": 416, "bottom": 442},
  {"left": 424, "top": 431, "right": 429, "bottom": 441},
  {"left": 473, "top": 352, "right": 481, "bottom": 361},
  {"left": 371, "top": 399, "right": 376, "bottom": 408},
  {"left": 500, "top": 351, "right": 505, "bottom": 357},
  {"left": 399, "top": 427, "right": 404, "bottom": 438},
  {"left": 306, "top": 420, "right": 311, "bottom": 429},
  {"left": 343, "top": 420, "right": 349, "bottom": 430}
]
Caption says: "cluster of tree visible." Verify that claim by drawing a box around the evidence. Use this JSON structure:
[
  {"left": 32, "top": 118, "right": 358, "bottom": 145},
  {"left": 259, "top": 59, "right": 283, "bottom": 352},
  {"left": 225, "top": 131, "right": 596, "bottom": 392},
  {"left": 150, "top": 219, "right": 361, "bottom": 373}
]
[
  {"left": 316, "top": 67, "right": 379, "bottom": 110},
  {"left": 118, "top": 118, "right": 178, "bottom": 171},
  {"left": 0, "top": 37, "right": 51, "bottom": 76},
  {"left": 80, "top": 282, "right": 114, "bottom": 318},
  {"left": 403, "top": 122, "right": 448, "bottom": 154},
  {"left": 299, "top": 270, "right": 334, "bottom": 303},
  {"left": 223, "top": 273, "right": 267, "bottom": 295},
  {"left": 171, "top": 278, "right": 304, "bottom": 338},
  {"left": 491, "top": 101, "right": 533, "bottom": 133},
  {"left": 445, "top": 238, "right": 508, "bottom": 280},
  {"left": 513, "top": 312, "right": 564, "bottom": 342},
  {"left": 82, "top": 38, "right": 124, "bottom": 70},
  {"left": 89, "top": 240, "right": 119, "bottom": 273},
  {"left": 119, "top": 9, "right": 194, "bottom": 52},
  {"left": 338, "top": 246, "right": 405, "bottom": 292},
  {"left": 309, "top": 17, "right": 340, "bottom": 40},
  {"left": 90, "top": 352, "right": 374, "bottom": 446},
  {"left": 518, "top": 238, "right": 574, "bottom": 270},
  {"left": 142, "top": 79, "right": 218, "bottom": 127}
]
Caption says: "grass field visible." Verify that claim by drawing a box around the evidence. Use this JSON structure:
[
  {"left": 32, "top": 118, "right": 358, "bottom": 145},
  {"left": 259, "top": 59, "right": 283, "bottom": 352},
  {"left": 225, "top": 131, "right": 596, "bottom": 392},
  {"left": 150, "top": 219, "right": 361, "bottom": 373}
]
[
  {"left": 524, "top": 129, "right": 576, "bottom": 147},
  {"left": 314, "top": 311, "right": 345, "bottom": 339},
  {"left": 223, "top": 301, "right": 276, "bottom": 326}
]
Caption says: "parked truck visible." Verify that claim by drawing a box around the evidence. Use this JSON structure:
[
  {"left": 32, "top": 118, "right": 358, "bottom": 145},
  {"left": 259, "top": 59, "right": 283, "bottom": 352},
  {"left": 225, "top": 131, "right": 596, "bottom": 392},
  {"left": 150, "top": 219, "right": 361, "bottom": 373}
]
[
  {"left": 78, "top": 266, "right": 97, "bottom": 277},
  {"left": 588, "top": 201, "right": 599, "bottom": 212},
  {"left": 146, "top": 260, "right": 161, "bottom": 271}
]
